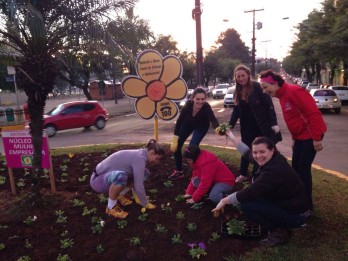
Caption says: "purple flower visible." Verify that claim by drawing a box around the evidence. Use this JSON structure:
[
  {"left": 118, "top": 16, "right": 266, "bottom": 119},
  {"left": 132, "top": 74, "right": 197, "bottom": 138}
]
[
  {"left": 187, "top": 243, "right": 196, "bottom": 248},
  {"left": 198, "top": 242, "right": 206, "bottom": 250}
]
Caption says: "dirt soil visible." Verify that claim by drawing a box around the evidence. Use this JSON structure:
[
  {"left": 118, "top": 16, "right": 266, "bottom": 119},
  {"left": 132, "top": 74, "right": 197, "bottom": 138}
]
[{"left": 0, "top": 146, "right": 262, "bottom": 261}]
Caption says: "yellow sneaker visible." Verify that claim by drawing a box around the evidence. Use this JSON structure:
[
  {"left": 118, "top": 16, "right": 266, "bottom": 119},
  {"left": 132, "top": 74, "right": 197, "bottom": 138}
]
[
  {"left": 117, "top": 195, "right": 133, "bottom": 206},
  {"left": 106, "top": 205, "right": 128, "bottom": 219}
]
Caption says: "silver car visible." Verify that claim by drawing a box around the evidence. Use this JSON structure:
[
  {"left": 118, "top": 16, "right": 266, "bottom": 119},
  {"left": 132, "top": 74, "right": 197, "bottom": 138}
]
[
  {"left": 309, "top": 89, "right": 341, "bottom": 114},
  {"left": 328, "top": 85, "right": 348, "bottom": 103}
]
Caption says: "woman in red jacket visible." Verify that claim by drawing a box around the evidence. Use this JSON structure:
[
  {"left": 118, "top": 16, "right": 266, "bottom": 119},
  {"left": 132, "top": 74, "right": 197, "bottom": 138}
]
[{"left": 182, "top": 144, "right": 236, "bottom": 204}]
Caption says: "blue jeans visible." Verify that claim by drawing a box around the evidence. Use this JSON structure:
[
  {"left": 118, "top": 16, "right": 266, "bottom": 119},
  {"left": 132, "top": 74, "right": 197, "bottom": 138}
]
[
  {"left": 174, "top": 123, "right": 209, "bottom": 171},
  {"left": 240, "top": 198, "right": 306, "bottom": 231},
  {"left": 292, "top": 139, "right": 316, "bottom": 210},
  {"left": 192, "top": 177, "right": 233, "bottom": 203}
]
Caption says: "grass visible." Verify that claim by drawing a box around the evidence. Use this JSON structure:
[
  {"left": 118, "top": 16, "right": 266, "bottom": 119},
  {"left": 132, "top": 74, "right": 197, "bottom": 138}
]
[{"left": 5, "top": 143, "right": 348, "bottom": 260}]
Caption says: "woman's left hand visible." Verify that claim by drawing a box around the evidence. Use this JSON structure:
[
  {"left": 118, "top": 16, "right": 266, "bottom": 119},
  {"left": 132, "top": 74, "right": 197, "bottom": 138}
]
[{"left": 186, "top": 199, "right": 195, "bottom": 204}]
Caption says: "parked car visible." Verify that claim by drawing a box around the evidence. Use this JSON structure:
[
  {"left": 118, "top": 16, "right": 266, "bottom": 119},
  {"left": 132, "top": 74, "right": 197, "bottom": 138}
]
[
  {"left": 39, "top": 100, "right": 109, "bottom": 137},
  {"left": 309, "top": 89, "right": 341, "bottom": 114},
  {"left": 328, "top": 85, "right": 348, "bottom": 103},
  {"left": 212, "top": 84, "right": 230, "bottom": 99},
  {"left": 224, "top": 87, "right": 235, "bottom": 107}
]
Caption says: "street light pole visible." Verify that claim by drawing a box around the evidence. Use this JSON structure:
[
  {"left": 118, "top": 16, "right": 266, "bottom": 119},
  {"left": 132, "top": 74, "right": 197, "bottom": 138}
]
[
  {"left": 261, "top": 40, "right": 271, "bottom": 67},
  {"left": 245, "top": 8, "right": 264, "bottom": 78},
  {"left": 192, "top": 0, "right": 203, "bottom": 87}
]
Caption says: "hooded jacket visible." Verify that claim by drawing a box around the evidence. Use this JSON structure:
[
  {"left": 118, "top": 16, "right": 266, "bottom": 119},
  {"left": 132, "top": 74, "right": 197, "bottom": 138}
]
[
  {"left": 185, "top": 150, "right": 235, "bottom": 202},
  {"left": 275, "top": 82, "right": 327, "bottom": 141}
]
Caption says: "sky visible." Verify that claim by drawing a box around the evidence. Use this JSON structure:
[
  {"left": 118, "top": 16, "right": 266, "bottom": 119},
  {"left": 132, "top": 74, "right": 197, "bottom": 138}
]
[{"left": 134, "top": 0, "right": 324, "bottom": 60}]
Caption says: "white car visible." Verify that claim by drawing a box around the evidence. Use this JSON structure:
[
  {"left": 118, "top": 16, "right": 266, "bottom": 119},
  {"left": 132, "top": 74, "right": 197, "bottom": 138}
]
[
  {"left": 224, "top": 87, "right": 235, "bottom": 107},
  {"left": 309, "top": 89, "right": 341, "bottom": 114},
  {"left": 212, "top": 84, "right": 230, "bottom": 99},
  {"left": 328, "top": 85, "right": 348, "bottom": 103}
]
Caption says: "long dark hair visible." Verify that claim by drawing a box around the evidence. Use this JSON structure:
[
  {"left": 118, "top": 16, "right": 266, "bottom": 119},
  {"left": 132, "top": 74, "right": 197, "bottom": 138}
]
[{"left": 145, "top": 139, "right": 165, "bottom": 156}]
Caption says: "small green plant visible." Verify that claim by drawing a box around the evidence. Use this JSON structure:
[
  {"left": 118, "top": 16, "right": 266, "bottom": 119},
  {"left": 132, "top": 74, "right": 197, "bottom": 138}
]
[
  {"left": 171, "top": 234, "right": 182, "bottom": 244},
  {"left": 17, "top": 256, "right": 31, "bottom": 261},
  {"left": 60, "top": 238, "right": 74, "bottom": 249},
  {"left": 176, "top": 211, "right": 185, "bottom": 220},
  {"left": 138, "top": 208, "right": 148, "bottom": 221},
  {"left": 209, "top": 232, "right": 220, "bottom": 243},
  {"left": 187, "top": 222, "right": 197, "bottom": 232},
  {"left": 129, "top": 237, "right": 141, "bottom": 246},
  {"left": 117, "top": 220, "right": 128, "bottom": 229},
  {"left": 24, "top": 239, "right": 33, "bottom": 249},
  {"left": 82, "top": 167, "right": 89, "bottom": 173},
  {"left": 226, "top": 219, "right": 246, "bottom": 235},
  {"left": 191, "top": 202, "right": 204, "bottom": 209},
  {"left": 175, "top": 194, "right": 185, "bottom": 202},
  {"left": 23, "top": 215, "right": 37, "bottom": 225},
  {"left": 78, "top": 175, "right": 87, "bottom": 182},
  {"left": 148, "top": 188, "right": 158, "bottom": 194},
  {"left": 16, "top": 178, "right": 25, "bottom": 188},
  {"left": 161, "top": 203, "right": 172, "bottom": 214},
  {"left": 60, "top": 165, "right": 68, "bottom": 171},
  {"left": 0, "top": 243, "right": 5, "bottom": 250},
  {"left": 71, "top": 198, "right": 85, "bottom": 207},
  {"left": 98, "top": 194, "right": 108, "bottom": 203},
  {"left": 96, "top": 244, "right": 104, "bottom": 254},
  {"left": 188, "top": 242, "right": 207, "bottom": 259},
  {"left": 91, "top": 223, "right": 103, "bottom": 234},
  {"left": 57, "top": 254, "right": 72, "bottom": 261},
  {"left": 61, "top": 172, "right": 68, "bottom": 177},
  {"left": 155, "top": 223, "right": 168, "bottom": 233},
  {"left": 55, "top": 210, "right": 67, "bottom": 224},
  {"left": 60, "top": 230, "right": 69, "bottom": 237},
  {"left": 163, "top": 180, "right": 174, "bottom": 188},
  {"left": 0, "top": 175, "right": 6, "bottom": 185},
  {"left": 82, "top": 207, "right": 97, "bottom": 216},
  {"left": 217, "top": 122, "right": 232, "bottom": 135}
]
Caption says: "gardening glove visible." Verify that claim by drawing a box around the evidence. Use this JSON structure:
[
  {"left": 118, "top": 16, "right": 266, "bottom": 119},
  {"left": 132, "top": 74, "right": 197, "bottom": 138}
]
[
  {"left": 144, "top": 203, "right": 156, "bottom": 209},
  {"left": 170, "top": 135, "right": 179, "bottom": 153},
  {"left": 215, "top": 127, "right": 221, "bottom": 135},
  {"left": 132, "top": 190, "right": 141, "bottom": 205},
  {"left": 271, "top": 125, "right": 280, "bottom": 133}
]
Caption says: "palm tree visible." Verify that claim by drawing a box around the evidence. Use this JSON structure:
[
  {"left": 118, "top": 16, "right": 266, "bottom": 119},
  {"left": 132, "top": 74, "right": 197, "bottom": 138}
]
[{"left": 0, "top": 0, "right": 135, "bottom": 205}]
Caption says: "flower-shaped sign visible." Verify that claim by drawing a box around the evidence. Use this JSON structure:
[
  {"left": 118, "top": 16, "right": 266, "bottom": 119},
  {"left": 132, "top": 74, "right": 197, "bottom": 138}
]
[{"left": 121, "top": 49, "right": 187, "bottom": 121}]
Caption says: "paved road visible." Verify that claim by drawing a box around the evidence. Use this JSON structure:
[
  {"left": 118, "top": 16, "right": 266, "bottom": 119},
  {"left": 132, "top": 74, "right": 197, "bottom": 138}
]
[{"left": 1, "top": 95, "right": 347, "bottom": 179}]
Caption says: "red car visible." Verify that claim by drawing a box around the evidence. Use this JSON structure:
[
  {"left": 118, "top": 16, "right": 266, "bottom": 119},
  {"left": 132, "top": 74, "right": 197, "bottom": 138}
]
[{"left": 42, "top": 100, "right": 109, "bottom": 137}]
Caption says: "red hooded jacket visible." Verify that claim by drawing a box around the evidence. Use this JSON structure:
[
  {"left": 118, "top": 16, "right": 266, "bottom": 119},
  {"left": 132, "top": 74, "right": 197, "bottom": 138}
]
[
  {"left": 275, "top": 82, "right": 327, "bottom": 141},
  {"left": 185, "top": 150, "right": 236, "bottom": 202}
]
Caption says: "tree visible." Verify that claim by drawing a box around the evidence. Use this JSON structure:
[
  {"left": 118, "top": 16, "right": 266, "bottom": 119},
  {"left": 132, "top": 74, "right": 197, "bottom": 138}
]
[{"left": 0, "top": 0, "right": 136, "bottom": 205}]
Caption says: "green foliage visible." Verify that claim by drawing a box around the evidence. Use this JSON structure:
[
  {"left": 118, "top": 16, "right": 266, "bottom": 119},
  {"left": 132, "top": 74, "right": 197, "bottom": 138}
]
[
  {"left": 24, "top": 239, "right": 33, "bottom": 249},
  {"left": 171, "top": 234, "right": 182, "bottom": 244},
  {"left": 17, "top": 256, "right": 31, "bottom": 261},
  {"left": 16, "top": 179, "right": 25, "bottom": 188},
  {"left": 96, "top": 244, "right": 104, "bottom": 254},
  {"left": 0, "top": 175, "right": 6, "bottom": 185},
  {"left": 57, "top": 254, "right": 71, "bottom": 261},
  {"left": 0, "top": 243, "right": 5, "bottom": 250},
  {"left": 82, "top": 207, "right": 97, "bottom": 216},
  {"left": 129, "top": 237, "right": 141, "bottom": 246},
  {"left": 161, "top": 203, "right": 172, "bottom": 214},
  {"left": 71, "top": 198, "right": 85, "bottom": 207},
  {"left": 23, "top": 216, "right": 37, "bottom": 225},
  {"left": 188, "top": 242, "right": 207, "bottom": 259},
  {"left": 155, "top": 223, "right": 168, "bottom": 233},
  {"left": 176, "top": 211, "right": 185, "bottom": 220},
  {"left": 209, "top": 232, "right": 220, "bottom": 243},
  {"left": 138, "top": 212, "right": 148, "bottom": 222},
  {"left": 163, "top": 180, "right": 174, "bottom": 188},
  {"left": 98, "top": 194, "right": 108, "bottom": 203},
  {"left": 148, "top": 189, "right": 158, "bottom": 194},
  {"left": 226, "top": 219, "right": 246, "bottom": 235},
  {"left": 91, "top": 224, "right": 103, "bottom": 234},
  {"left": 175, "top": 194, "right": 185, "bottom": 202},
  {"left": 55, "top": 210, "right": 67, "bottom": 224},
  {"left": 187, "top": 222, "right": 197, "bottom": 232},
  {"left": 191, "top": 202, "right": 204, "bottom": 209},
  {"left": 117, "top": 220, "right": 128, "bottom": 229},
  {"left": 78, "top": 175, "right": 88, "bottom": 182},
  {"left": 60, "top": 238, "right": 74, "bottom": 249}
]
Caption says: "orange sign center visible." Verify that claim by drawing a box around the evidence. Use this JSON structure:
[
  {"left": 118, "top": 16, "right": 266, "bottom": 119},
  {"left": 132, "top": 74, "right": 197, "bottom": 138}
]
[{"left": 147, "top": 81, "right": 166, "bottom": 102}]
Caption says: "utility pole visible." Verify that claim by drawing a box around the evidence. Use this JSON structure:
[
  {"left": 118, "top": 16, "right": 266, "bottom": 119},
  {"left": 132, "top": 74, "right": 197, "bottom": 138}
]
[
  {"left": 244, "top": 8, "right": 264, "bottom": 78},
  {"left": 261, "top": 40, "right": 271, "bottom": 68},
  {"left": 192, "top": 0, "right": 203, "bottom": 87}
]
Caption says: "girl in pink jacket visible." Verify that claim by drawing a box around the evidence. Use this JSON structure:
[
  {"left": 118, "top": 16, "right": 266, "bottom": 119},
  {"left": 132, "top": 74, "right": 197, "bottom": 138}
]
[{"left": 183, "top": 145, "right": 236, "bottom": 204}]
